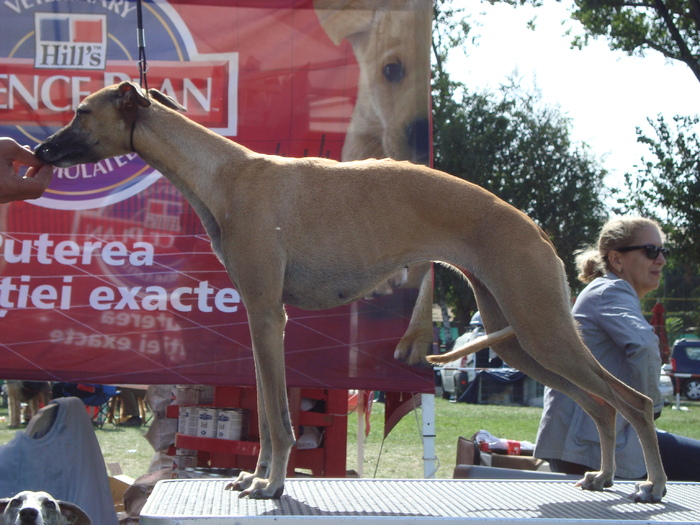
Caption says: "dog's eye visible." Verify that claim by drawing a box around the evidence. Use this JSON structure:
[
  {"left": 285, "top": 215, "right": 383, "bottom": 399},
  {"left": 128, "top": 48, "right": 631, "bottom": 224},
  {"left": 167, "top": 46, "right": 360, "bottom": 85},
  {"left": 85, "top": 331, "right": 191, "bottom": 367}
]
[
  {"left": 383, "top": 62, "right": 405, "bottom": 83},
  {"left": 43, "top": 501, "right": 57, "bottom": 510},
  {"left": 9, "top": 499, "right": 21, "bottom": 508}
]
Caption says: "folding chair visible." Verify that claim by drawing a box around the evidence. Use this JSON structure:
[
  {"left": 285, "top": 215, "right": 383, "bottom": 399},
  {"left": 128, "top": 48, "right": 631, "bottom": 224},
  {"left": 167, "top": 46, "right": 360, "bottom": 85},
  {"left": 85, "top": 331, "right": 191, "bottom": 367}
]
[{"left": 51, "top": 383, "right": 119, "bottom": 427}]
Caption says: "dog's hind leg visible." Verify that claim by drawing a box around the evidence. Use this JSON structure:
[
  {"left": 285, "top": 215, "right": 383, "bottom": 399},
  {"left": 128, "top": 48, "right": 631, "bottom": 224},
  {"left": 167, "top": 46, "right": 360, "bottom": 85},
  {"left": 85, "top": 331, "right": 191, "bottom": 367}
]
[
  {"left": 478, "top": 323, "right": 619, "bottom": 487},
  {"left": 470, "top": 278, "right": 665, "bottom": 501},
  {"left": 597, "top": 376, "right": 667, "bottom": 502}
]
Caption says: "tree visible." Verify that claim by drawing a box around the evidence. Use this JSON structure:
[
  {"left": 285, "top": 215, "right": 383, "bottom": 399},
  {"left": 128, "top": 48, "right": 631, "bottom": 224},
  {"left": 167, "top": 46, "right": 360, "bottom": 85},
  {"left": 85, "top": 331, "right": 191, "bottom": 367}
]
[
  {"left": 491, "top": 0, "right": 700, "bottom": 84},
  {"left": 622, "top": 114, "right": 700, "bottom": 265},
  {"left": 620, "top": 115, "right": 700, "bottom": 334},
  {"left": 431, "top": 2, "right": 608, "bottom": 326},
  {"left": 485, "top": 0, "right": 700, "bottom": 331}
]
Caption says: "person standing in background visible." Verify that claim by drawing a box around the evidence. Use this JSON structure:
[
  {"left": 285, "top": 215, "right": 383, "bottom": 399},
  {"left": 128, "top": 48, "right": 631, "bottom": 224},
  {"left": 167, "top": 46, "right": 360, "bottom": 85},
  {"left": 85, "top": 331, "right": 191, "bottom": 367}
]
[{"left": 535, "top": 216, "right": 700, "bottom": 481}]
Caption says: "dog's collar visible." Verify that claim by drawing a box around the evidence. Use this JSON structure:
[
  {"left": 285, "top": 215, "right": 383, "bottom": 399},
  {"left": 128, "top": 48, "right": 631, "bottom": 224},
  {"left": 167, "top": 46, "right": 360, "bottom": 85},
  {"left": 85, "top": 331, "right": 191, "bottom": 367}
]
[{"left": 129, "top": 119, "right": 138, "bottom": 153}]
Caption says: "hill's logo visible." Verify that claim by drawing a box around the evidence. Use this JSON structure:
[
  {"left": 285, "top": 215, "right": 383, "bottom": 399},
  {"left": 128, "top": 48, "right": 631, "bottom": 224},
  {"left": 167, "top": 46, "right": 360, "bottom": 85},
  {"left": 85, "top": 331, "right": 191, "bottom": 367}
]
[
  {"left": 0, "top": 1, "right": 238, "bottom": 210},
  {"left": 35, "top": 13, "right": 107, "bottom": 70}
]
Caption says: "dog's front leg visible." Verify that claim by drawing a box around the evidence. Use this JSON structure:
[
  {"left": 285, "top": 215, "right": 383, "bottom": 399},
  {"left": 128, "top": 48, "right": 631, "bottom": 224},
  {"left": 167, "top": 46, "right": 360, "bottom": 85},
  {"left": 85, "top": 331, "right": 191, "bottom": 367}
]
[
  {"left": 227, "top": 304, "right": 295, "bottom": 499},
  {"left": 394, "top": 262, "right": 433, "bottom": 365},
  {"left": 225, "top": 362, "right": 272, "bottom": 493}
]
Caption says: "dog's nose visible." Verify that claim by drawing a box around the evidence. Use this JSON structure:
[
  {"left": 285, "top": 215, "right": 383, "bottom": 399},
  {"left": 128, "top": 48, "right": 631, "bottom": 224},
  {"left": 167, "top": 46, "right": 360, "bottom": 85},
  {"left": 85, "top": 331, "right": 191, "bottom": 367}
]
[
  {"left": 407, "top": 118, "right": 430, "bottom": 165},
  {"left": 34, "top": 143, "right": 50, "bottom": 163},
  {"left": 19, "top": 507, "right": 39, "bottom": 522}
]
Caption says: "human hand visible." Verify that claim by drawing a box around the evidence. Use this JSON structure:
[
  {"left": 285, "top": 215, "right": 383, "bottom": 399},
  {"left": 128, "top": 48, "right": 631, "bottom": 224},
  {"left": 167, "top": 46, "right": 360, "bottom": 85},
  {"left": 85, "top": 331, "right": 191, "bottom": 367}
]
[{"left": 0, "top": 138, "right": 53, "bottom": 203}]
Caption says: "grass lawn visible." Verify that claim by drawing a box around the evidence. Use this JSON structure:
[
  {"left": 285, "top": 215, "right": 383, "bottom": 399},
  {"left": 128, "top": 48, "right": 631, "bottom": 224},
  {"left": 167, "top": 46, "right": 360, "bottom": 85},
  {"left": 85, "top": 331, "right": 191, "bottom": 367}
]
[{"left": 0, "top": 395, "right": 698, "bottom": 480}]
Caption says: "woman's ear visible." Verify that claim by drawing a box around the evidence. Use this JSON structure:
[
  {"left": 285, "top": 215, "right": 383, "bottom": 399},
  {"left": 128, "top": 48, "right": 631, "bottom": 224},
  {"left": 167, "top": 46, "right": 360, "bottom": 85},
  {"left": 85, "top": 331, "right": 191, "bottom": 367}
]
[{"left": 607, "top": 249, "right": 623, "bottom": 273}]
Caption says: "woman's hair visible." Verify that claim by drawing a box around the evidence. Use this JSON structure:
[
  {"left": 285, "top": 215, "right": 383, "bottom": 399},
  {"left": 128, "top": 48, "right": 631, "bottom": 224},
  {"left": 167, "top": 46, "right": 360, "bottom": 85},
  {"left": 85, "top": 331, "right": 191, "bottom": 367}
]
[{"left": 575, "top": 217, "right": 663, "bottom": 284}]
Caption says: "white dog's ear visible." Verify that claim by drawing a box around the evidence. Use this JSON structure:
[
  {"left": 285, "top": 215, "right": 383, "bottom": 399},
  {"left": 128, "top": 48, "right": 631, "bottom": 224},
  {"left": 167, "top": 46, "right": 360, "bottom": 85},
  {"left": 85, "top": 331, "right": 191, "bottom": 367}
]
[
  {"left": 58, "top": 500, "right": 92, "bottom": 525},
  {"left": 313, "top": 0, "right": 375, "bottom": 45},
  {"left": 116, "top": 81, "right": 152, "bottom": 109},
  {"left": 0, "top": 497, "right": 9, "bottom": 515}
]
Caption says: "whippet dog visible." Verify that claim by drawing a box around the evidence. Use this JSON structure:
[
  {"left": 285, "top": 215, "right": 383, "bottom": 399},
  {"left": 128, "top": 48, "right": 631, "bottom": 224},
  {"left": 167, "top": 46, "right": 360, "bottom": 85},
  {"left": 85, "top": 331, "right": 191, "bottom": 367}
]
[
  {"left": 36, "top": 82, "right": 666, "bottom": 502},
  {"left": 0, "top": 491, "right": 91, "bottom": 525}
]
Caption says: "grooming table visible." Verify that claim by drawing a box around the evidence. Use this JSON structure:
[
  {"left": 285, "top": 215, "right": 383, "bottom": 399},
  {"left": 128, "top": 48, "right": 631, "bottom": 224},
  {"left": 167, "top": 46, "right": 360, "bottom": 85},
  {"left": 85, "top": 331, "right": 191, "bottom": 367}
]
[{"left": 140, "top": 478, "right": 700, "bottom": 524}]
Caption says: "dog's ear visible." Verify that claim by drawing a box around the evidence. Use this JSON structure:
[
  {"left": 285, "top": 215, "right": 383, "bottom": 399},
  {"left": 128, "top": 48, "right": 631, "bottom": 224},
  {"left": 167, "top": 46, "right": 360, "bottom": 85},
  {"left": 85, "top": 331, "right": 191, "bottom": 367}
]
[
  {"left": 116, "top": 81, "right": 152, "bottom": 110},
  {"left": 58, "top": 501, "right": 92, "bottom": 525},
  {"left": 148, "top": 89, "right": 187, "bottom": 112},
  {"left": 0, "top": 497, "right": 9, "bottom": 515},
  {"left": 313, "top": 0, "right": 375, "bottom": 45}
]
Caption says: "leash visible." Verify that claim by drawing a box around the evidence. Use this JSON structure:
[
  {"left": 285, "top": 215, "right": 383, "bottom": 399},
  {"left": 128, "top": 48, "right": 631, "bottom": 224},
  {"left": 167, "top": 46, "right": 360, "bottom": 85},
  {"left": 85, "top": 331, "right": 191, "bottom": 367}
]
[
  {"left": 130, "top": 0, "right": 149, "bottom": 152},
  {"left": 136, "top": 0, "right": 149, "bottom": 93}
]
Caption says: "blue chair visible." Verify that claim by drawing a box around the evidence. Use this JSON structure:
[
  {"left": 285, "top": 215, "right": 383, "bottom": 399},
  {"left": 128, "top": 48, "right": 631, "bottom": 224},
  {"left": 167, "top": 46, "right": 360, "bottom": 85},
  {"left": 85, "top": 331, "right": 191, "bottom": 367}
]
[{"left": 52, "top": 383, "right": 119, "bottom": 427}]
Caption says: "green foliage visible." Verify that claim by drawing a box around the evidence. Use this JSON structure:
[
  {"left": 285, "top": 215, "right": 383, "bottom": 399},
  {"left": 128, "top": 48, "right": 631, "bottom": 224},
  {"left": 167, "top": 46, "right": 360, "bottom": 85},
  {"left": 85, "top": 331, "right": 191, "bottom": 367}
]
[
  {"left": 491, "top": 1, "right": 700, "bottom": 83},
  {"left": 479, "top": 0, "right": 700, "bottom": 341},
  {"left": 622, "top": 115, "right": 700, "bottom": 265},
  {"left": 431, "top": 4, "right": 608, "bottom": 323},
  {"left": 619, "top": 114, "right": 700, "bottom": 333},
  {"left": 569, "top": 0, "right": 700, "bottom": 83}
]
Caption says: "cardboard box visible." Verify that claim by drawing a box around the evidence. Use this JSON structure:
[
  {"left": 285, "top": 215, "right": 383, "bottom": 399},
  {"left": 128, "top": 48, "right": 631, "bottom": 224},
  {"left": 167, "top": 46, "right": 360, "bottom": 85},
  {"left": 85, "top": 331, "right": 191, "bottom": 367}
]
[{"left": 108, "top": 463, "right": 134, "bottom": 513}]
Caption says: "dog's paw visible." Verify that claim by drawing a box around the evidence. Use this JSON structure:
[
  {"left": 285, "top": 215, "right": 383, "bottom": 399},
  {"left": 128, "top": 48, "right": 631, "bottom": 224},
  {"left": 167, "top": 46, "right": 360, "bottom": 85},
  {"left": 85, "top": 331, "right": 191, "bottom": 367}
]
[
  {"left": 237, "top": 478, "right": 284, "bottom": 499},
  {"left": 394, "top": 332, "right": 432, "bottom": 365},
  {"left": 575, "top": 471, "right": 613, "bottom": 492},
  {"left": 225, "top": 471, "right": 255, "bottom": 492},
  {"left": 394, "top": 327, "right": 433, "bottom": 366},
  {"left": 225, "top": 472, "right": 284, "bottom": 499},
  {"left": 629, "top": 481, "right": 666, "bottom": 503}
]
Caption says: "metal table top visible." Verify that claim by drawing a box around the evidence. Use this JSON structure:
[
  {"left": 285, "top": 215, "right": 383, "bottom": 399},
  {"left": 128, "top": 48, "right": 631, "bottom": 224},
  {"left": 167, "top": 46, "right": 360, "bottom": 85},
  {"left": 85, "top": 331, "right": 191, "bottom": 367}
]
[{"left": 140, "top": 478, "right": 700, "bottom": 524}]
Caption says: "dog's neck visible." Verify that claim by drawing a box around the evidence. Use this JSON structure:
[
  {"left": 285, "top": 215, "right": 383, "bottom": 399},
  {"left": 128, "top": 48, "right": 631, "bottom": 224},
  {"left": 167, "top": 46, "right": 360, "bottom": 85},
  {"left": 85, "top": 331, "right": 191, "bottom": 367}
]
[
  {"left": 131, "top": 104, "right": 252, "bottom": 200},
  {"left": 129, "top": 103, "right": 254, "bottom": 260}
]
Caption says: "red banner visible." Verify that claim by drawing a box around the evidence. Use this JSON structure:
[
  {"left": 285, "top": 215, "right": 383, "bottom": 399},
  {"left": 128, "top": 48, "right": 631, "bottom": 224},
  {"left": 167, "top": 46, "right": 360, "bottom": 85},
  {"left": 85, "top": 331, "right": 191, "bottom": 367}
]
[{"left": 0, "top": 0, "right": 433, "bottom": 392}]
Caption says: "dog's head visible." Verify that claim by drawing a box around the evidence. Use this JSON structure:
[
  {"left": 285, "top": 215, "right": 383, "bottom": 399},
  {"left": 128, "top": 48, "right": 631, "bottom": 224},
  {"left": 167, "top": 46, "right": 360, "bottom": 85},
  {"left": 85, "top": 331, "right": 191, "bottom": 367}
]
[
  {"left": 0, "top": 491, "right": 92, "bottom": 525},
  {"left": 35, "top": 81, "right": 185, "bottom": 168},
  {"left": 315, "top": 0, "right": 431, "bottom": 164}
]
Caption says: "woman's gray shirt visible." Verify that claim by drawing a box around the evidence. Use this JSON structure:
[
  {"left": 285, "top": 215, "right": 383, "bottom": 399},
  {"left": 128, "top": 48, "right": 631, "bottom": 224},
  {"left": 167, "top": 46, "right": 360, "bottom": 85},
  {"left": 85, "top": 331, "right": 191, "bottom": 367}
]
[{"left": 534, "top": 273, "right": 662, "bottom": 479}]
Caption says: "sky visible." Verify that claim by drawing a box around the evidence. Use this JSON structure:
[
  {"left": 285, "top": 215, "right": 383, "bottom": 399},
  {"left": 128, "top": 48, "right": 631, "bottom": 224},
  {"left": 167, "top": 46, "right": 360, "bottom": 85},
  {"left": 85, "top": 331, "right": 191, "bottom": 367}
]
[{"left": 446, "top": 1, "right": 700, "bottom": 195}]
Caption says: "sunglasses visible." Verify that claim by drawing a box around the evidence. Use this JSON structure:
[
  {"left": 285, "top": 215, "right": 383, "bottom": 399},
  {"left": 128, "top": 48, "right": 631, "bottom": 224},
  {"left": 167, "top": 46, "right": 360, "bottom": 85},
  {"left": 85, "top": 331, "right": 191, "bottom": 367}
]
[{"left": 617, "top": 244, "right": 670, "bottom": 260}]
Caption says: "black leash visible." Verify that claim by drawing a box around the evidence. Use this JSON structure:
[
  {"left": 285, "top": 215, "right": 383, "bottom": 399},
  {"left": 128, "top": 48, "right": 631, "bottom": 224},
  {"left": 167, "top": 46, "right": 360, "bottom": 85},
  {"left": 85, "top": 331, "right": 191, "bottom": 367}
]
[
  {"left": 131, "top": 0, "right": 149, "bottom": 152},
  {"left": 136, "top": 0, "right": 149, "bottom": 93}
]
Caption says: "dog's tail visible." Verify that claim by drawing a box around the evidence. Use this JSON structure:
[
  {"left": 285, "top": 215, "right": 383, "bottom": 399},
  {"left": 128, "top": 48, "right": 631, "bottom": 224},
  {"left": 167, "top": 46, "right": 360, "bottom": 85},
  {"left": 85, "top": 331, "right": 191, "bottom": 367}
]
[{"left": 426, "top": 326, "right": 515, "bottom": 364}]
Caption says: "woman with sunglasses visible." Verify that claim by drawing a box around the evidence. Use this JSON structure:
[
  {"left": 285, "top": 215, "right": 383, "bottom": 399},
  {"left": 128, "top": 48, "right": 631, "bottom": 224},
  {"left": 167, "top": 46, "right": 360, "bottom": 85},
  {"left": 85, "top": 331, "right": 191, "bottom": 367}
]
[{"left": 534, "top": 217, "right": 700, "bottom": 481}]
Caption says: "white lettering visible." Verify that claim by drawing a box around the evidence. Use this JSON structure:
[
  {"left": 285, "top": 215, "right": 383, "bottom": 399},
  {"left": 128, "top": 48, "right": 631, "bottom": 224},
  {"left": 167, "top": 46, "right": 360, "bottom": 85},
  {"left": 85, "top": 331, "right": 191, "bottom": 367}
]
[
  {"left": 90, "top": 286, "right": 114, "bottom": 310},
  {"left": 215, "top": 288, "right": 240, "bottom": 313},
  {"left": 0, "top": 234, "right": 155, "bottom": 266},
  {"left": 183, "top": 78, "right": 211, "bottom": 112},
  {"left": 54, "top": 241, "right": 80, "bottom": 265}
]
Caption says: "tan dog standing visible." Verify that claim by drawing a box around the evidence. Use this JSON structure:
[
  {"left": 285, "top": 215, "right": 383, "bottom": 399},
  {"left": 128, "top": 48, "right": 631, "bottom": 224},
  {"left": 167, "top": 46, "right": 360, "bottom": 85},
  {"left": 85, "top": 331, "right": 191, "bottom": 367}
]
[{"left": 36, "top": 82, "right": 666, "bottom": 502}]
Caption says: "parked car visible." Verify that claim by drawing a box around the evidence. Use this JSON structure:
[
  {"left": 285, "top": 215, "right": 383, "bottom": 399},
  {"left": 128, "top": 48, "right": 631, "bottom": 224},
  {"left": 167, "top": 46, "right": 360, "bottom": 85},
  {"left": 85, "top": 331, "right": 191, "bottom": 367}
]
[
  {"left": 666, "top": 339, "right": 700, "bottom": 401},
  {"left": 659, "top": 368, "right": 674, "bottom": 406},
  {"left": 439, "top": 326, "right": 479, "bottom": 400},
  {"left": 438, "top": 312, "right": 504, "bottom": 400}
]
